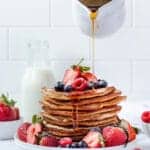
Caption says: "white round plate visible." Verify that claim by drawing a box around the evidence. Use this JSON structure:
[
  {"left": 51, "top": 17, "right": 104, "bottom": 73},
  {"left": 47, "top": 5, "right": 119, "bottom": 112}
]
[{"left": 14, "top": 134, "right": 138, "bottom": 150}]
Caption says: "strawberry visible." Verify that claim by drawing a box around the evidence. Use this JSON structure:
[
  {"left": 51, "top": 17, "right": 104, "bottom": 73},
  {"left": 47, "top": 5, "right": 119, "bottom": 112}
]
[
  {"left": 72, "top": 77, "right": 88, "bottom": 91},
  {"left": 102, "top": 126, "right": 127, "bottom": 147},
  {"left": 27, "top": 134, "right": 38, "bottom": 144},
  {"left": 40, "top": 136, "right": 58, "bottom": 147},
  {"left": 63, "top": 69, "right": 80, "bottom": 85},
  {"left": 119, "top": 119, "right": 137, "bottom": 142},
  {"left": 0, "top": 103, "right": 11, "bottom": 121},
  {"left": 27, "top": 123, "right": 42, "bottom": 144},
  {"left": 83, "top": 130, "right": 105, "bottom": 148},
  {"left": 17, "top": 122, "right": 31, "bottom": 142},
  {"left": 81, "top": 72, "right": 97, "bottom": 82},
  {"left": 59, "top": 137, "right": 72, "bottom": 147},
  {"left": 141, "top": 111, "right": 150, "bottom": 123},
  {"left": 26, "top": 115, "right": 43, "bottom": 144},
  {"left": 27, "top": 123, "right": 42, "bottom": 136}
]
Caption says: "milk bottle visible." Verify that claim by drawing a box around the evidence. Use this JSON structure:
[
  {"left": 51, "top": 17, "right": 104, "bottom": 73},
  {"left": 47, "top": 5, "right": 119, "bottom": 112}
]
[{"left": 21, "top": 40, "right": 55, "bottom": 122}]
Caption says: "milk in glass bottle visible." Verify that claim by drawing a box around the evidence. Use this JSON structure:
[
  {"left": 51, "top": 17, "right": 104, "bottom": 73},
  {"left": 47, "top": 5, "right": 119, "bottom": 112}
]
[{"left": 21, "top": 40, "right": 55, "bottom": 122}]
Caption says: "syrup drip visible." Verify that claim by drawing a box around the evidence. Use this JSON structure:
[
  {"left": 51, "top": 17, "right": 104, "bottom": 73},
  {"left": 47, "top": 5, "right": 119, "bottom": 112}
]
[
  {"left": 90, "top": 11, "right": 97, "bottom": 74},
  {"left": 72, "top": 100, "right": 79, "bottom": 130}
]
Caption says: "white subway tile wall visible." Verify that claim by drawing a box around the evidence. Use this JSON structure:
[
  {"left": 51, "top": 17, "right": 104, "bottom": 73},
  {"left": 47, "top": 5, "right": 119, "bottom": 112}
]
[{"left": 0, "top": 0, "right": 149, "bottom": 99}]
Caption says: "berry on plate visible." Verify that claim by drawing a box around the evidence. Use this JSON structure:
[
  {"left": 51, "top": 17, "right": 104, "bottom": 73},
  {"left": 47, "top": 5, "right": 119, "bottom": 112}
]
[
  {"left": 40, "top": 136, "right": 58, "bottom": 147},
  {"left": 119, "top": 119, "right": 137, "bottom": 142},
  {"left": 83, "top": 130, "right": 105, "bottom": 148},
  {"left": 141, "top": 111, "right": 150, "bottom": 123},
  {"left": 17, "top": 122, "right": 31, "bottom": 142},
  {"left": 102, "top": 126, "right": 127, "bottom": 147},
  {"left": 26, "top": 115, "right": 43, "bottom": 144},
  {"left": 72, "top": 77, "right": 88, "bottom": 91},
  {"left": 59, "top": 137, "right": 72, "bottom": 147}
]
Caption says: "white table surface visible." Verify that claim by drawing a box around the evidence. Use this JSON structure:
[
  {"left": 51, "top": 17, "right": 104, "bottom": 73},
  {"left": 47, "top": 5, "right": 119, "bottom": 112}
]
[{"left": 0, "top": 100, "right": 150, "bottom": 150}]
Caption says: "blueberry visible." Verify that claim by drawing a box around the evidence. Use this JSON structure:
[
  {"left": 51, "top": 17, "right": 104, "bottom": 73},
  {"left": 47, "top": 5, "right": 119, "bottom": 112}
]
[
  {"left": 78, "top": 141, "right": 88, "bottom": 148},
  {"left": 66, "top": 144, "right": 72, "bottom": 148},
  {"left": 64, "top": 85, "right": 73, "bottom": 92},
  {"left": 90, "top": 127, "right": 101, "bottom": 132},
  {"left": 70, "top": 142, "right": 79, "bottom": 148},
  {"left": 99, "top": 80, "right": 108, "bottom": 88},
  {"left": 87, "top": 81, "right": 95, "bottom": 90},
  {"left": 54, "top": 81, "right": 64, "bottom": 91},
  {"left": 94, "top": 80, "right": 108, "bottom": 89}
]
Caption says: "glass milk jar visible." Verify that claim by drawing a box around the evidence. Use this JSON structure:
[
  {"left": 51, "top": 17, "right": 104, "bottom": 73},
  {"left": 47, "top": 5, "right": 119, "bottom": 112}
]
[{"left": 21, "top": 40, "right": 55, "bottom": 122}]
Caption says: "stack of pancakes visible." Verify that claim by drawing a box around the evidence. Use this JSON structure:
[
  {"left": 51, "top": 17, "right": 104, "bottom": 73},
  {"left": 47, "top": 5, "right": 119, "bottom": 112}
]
[{"left": 41, "top": 86, "right": 126, "bottom": 141}]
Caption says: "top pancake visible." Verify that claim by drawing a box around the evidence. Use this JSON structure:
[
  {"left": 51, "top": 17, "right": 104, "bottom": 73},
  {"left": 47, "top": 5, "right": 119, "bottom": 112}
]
[{"left": 42, "top": 86, "right": 115, "bottom": 101}]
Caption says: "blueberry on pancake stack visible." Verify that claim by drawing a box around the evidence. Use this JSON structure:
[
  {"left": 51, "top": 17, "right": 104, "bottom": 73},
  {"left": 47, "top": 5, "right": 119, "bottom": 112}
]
[{"left": 41, "top": 59, "right": 126, "bottom": 141}]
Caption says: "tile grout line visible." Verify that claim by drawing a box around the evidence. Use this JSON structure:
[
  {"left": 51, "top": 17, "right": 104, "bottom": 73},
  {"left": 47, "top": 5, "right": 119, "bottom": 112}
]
[
  {"left": 49, "top": 0, "right": 51, "bottom": 27},
  {"left": 130, "top": 59, "right": 134, "bottom": 95},
  {"left": 6, "top": 28, "right": 10, "bottom": 60}
]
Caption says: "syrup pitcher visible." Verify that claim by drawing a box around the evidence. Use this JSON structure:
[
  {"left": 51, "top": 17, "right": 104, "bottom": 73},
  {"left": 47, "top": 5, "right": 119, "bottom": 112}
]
[{"left": 73, "top": 0, "right": 126, "bottom": 38}]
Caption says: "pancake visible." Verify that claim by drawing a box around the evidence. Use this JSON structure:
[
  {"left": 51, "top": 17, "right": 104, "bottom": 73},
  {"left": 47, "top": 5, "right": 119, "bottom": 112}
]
[
  {"left": 43, "top": 117, "right": 119, "bottom": 137},
  {"left": 42, "top": 86, "right": 115, "bottom": 101},
  {"left": 42, "top": 108, "right": 121, "bottom": 123},
  {"left": 42, "top": 90, "right": 121, "bottom": 106},
  {"left": 41, "top": 105, "right": 121, "bottom": 117},
  {"left": 41, "top": 96, "right": 126, "bottom": 111},
  {"left": 43, "top": 116, "right": 119, "bottom": 127}
]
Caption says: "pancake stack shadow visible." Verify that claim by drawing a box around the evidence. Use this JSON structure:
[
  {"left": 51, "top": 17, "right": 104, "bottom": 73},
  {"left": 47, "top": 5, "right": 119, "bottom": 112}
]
[{"left": 41, "top": 86, "right": 126, "bottom": 141}]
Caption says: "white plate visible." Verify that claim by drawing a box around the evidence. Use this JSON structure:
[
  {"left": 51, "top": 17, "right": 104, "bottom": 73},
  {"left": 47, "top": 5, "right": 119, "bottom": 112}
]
[{"left": 14, "top": 134, "right": 138, "bottom": 150}]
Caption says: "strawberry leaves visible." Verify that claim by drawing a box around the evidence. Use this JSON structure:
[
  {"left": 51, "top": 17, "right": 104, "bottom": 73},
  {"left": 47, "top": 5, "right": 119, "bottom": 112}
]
[
  {"left": 71, "top": 58, "right": 90, "bottom": 72},
  {"left": 0, "top": 94, "right": 16, "bottom": 107},
  {"left": 32, "top": 115, "right": 43, "bottom": 124}
]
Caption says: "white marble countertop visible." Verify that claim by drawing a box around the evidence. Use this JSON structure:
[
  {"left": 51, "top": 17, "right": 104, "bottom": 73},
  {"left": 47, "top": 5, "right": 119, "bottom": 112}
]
[{"left": 0, "top": 99, "right": 150, "bottom": 150}]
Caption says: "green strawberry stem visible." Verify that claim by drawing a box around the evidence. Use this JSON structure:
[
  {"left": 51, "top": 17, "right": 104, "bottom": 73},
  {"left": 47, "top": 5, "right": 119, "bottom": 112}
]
[
  {"left": 32, "top": 114, "right": 43, "bottom": 124},
  {"left": 76, "top": 58, "right": 84, "bottom": 66},
  {"left": 0, "top": 94, "right": 16, "bottom": 107},
  {"left": 71, "top": 58, "right": 91, "bottom": 72}
]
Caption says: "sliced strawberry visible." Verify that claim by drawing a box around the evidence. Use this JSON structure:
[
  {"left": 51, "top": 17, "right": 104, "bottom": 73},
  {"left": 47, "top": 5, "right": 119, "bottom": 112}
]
[
  {"left": 72, "top": 77, "right": 88, "bottom": 91},
  {"left": 59, "top": 137, "right": 72, "bottom": 147},
  {"left": 27, "top": 134, "right": 38, "bottom": 144},
  {"left": 40, "top": 136, "right": 58, "bottom": 147},
  {"left": 81, "top": 72, "right": 97, "bottom": 82},
  {"left": 27, "top": 123, "right": 42, "bottom": 136},
  {"left": 17, "top": 122, "right": 31, "bottom": 142},
  {"left": 63, "top": 69, "right": 80, "bottom": 85},
  {"left": 141, "top": 111, "right": 150, "bottom": 123},
  {"left": 102, "top": 126, "right": 127, "bottom": 147},
  {"left": 119, "top": 119, "right": 137, "bottom": 142},
  {"left": 83, "top": 130, "right": 105, "bottom": 148}
]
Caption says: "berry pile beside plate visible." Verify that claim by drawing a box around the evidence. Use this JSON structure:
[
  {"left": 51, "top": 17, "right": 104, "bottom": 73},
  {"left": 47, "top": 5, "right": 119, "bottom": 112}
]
[
  {"left": 54, "top": 58, "right": 108, "bottom": 92},
  {"left": 0, "top": 94, "right": 22, "bottom": 140},
  {"left": 17, "top": 116, "right": 137, "bottom": 149}
]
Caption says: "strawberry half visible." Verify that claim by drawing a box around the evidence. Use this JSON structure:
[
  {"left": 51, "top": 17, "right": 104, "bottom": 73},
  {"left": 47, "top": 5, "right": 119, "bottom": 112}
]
[
  {"left": 102, "top": 126, "right": 127, "bottom": 147},
  {"left": 63, "top": 69, "right": 80, "bottom": 85},
  {"left": 17, "top": 122, "right": 31, "bottom": 142},
  {"left": 119, "top": 119, "right": 137, "bottom": 142},
  {"left": 81, "top": 72, "right": 97, "bottom": 82},
  {"left": 40, "top": 136, "right": 58, "bottom": 147},
  {"left": 83, "top": 130, "right": 105, "bottom": 148}
]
